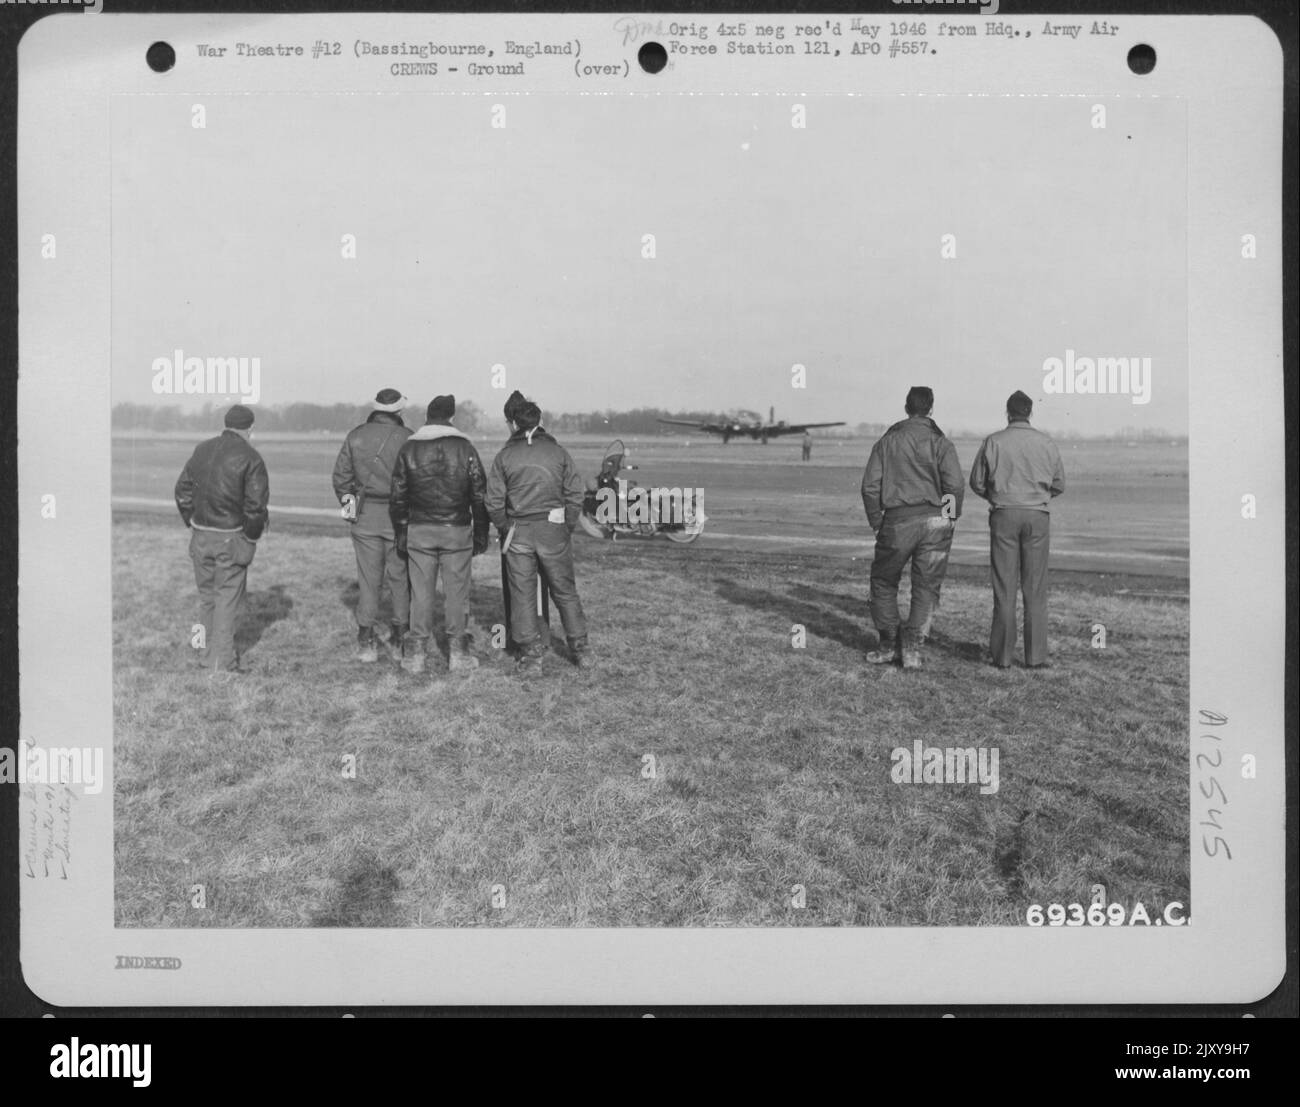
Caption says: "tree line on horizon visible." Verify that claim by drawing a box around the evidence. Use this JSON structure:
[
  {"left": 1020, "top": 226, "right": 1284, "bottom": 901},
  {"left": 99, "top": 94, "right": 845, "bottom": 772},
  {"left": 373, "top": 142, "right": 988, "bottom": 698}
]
[{"left": 110, "top": 403, "right": 1183, "bottom": 443}]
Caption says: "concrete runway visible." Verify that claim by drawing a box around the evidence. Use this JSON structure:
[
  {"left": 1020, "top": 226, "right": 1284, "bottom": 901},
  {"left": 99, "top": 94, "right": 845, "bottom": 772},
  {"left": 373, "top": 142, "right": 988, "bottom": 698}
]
[{"left": 113, "top": 432, "right": 1189, "bottom": 580}]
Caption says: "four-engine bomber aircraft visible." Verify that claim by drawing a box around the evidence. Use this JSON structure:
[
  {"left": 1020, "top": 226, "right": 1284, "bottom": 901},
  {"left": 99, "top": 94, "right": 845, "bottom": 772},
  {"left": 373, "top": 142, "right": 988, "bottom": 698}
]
[{"left": 657, "top": 406, "right": 846, "bottom": 444}]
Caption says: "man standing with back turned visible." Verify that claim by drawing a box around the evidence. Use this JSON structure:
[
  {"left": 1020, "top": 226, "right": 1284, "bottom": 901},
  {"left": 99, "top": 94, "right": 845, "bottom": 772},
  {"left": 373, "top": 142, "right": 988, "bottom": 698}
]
[
  {"left": 968, "top": 390, "right": 1066, "bottom": 669},
  {"left": 485, "top": 392, "right": 590, "bottom": 674},
  {"left": 390, "top": 394, "right": 489, "bottom": 675},
  {"left": 333, "top": 388, "right": 412, "bottom": 663},
  {"left": 174, "top": 404, "right": 269, "bottom": 675},
  {"left": 861, "top": 386, "right": 964, "bottom": 670}
]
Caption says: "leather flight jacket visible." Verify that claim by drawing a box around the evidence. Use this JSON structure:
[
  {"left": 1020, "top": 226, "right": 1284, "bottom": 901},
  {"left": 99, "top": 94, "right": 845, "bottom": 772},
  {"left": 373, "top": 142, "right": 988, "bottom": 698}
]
[
  {"left": 390, "top": 423, "right": 489, "bottom": 546},
  {"left": 860, "top": 415, "right": 965, "bottom": 532},
  {"left": 332, "top": 410, "right": 412, "bottom": 506},
  {"left": 174, "top": 429, "right": 270, "bottom": 540},
  {"left": 484, "top": 427, "right": 586, "bottom": 531}
]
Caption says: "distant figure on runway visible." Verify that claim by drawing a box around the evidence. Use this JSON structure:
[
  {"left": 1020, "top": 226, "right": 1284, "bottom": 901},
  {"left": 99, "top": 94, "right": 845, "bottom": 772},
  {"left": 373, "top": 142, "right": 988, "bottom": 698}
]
[
  {"left": 333, "top": 388, "right": 412, "bottom": 663},
  {"left": 860, "top": 386, "right": 964, "bottom": 670},
  {"left": 968, "top": 390, "right": 1066, "bottom": 669},
  {"left": 485, "top": 391, "right": 590, "bottom": 673},
  {"left": 801, "top": 430, "right": 813, "bottom": 462},
  {"left": 174, "top": 404, "right": 269, "bottom": 676}
]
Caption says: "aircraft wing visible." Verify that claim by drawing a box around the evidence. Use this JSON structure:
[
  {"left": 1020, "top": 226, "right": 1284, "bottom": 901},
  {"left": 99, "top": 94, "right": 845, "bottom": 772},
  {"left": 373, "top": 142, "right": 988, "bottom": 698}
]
[
  {"left": 765, "top": 421, "right": 846, "bottom": 436},
  {"left": 657, "top": 418, "right": 723, "bottom": 433}
]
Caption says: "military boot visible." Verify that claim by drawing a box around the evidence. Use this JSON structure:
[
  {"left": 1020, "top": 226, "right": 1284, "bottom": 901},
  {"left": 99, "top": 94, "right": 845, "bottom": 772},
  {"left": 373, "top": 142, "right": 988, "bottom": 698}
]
[
  {"left": 356, "top": 626, "right": 379, "bottom": 664},
  {"left": 516, "top": 642, "right": 546, "bottom": 676},
  {"left": 865, "top": 637, "right": 900, "bottom": 665},
  {"left": 448, "top": 636, "right": 479, "bottom": 673},
  {"left": 401, "top": 636, "right": 427, "bottom": 675},
  {"left": 570, "top": 637, "right": 594, "bottom": 671},
  {"left": 389, "top": 623, "right": 408, "bottom": 662}
]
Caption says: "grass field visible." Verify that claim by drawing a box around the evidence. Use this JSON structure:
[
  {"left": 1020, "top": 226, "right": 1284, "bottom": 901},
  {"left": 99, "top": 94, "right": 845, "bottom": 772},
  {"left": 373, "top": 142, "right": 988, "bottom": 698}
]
[{"left": 113, "top": 514, "right": 1190, "bottom": 928}]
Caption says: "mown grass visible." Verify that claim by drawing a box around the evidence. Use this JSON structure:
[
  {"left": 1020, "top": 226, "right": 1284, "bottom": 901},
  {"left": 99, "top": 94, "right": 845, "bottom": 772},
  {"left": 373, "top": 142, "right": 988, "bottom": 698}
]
[{"left": 113, "top": 518, "right": 1189, "bottom": 927}]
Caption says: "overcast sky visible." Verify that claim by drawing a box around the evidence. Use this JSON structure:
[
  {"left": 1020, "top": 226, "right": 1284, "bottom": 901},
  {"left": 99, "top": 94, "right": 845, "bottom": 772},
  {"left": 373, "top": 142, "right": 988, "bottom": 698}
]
[{"left": 112, "top": 92, "right": 1187, "bottom": 435}]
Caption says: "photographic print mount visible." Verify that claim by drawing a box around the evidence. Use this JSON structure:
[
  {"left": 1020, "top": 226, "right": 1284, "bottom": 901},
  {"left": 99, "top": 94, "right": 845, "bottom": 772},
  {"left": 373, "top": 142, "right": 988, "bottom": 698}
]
[{"left": 15, "top": 8, "right": 1286, "bottom": 1006}]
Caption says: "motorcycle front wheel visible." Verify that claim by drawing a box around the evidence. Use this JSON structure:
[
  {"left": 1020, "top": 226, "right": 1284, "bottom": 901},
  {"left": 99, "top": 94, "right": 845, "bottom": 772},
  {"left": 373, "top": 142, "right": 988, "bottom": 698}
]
[
  {"left": 664, "top": 502, "right": 706, "bottom": 544},
  {"left": 663, "top": 518, "right": 705, "bottom": 544}
]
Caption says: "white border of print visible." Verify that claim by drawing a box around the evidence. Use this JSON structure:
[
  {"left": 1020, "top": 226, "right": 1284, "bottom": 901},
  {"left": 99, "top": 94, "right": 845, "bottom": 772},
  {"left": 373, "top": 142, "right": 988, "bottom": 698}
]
[{"left": 16, "top": 11, "right": 1285, "bottom": 1005}]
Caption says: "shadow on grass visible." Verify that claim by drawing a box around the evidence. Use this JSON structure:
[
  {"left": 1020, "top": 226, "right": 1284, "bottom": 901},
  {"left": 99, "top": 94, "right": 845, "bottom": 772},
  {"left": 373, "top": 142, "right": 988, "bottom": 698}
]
[
  {"left": 715, "top": 578, "right": 877, "bottom": 652},
  {"left": 338, "top": 571, "right": 547, "bottom": 664},
  {"left": 715, "top": 578, "right": 985, "bottom": 662},
  {"left": 339, "top": 577, "right": 401, "bottom": 627},
  {"left": 467, "top": 569, "right": 566, "bottom": 658},
  {"left": 311, "top": 850, "right": 402, "bottom": 927},
  {"left": 788, "top": 580, "right": 987, "bottom": 660},
  {"left": 789, "top": 582, "right": 872, "bottom": 621},
  {"left": 925, "top": 630, "right": 986, "bottom": 662},
  {"left": 234, "top": 584, "right": 294, "bottom": 654}
]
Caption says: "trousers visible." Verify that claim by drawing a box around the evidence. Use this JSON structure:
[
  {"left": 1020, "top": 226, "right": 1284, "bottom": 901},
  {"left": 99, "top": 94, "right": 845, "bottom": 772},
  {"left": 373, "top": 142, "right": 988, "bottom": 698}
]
[
  {"left": 190, "top": 528, "right": 255, "bottom": 671},
  {"left": 988, "top": 507, "right": 1052, "bottom": 667},
  {"left": 504, "top": 520, "right": 587, "bottom": 652},
  {"left": 869, "top": 513, "right": 955, "bottom": 649},
  {"left": 350, "top": 499, "right": 409, "bottom": 629},
  {"left": 407, "top": 522, "right": 473, "bottom": 645}
]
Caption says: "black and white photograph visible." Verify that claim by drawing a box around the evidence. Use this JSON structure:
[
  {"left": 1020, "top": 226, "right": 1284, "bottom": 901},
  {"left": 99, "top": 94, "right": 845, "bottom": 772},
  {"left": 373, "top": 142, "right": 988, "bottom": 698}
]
[
  {"left": 108, "top": 85, "right": 1194, "bottom": 932},
  {"left": 11, "top": 6, "right": 1288, "bottom": 1009}
]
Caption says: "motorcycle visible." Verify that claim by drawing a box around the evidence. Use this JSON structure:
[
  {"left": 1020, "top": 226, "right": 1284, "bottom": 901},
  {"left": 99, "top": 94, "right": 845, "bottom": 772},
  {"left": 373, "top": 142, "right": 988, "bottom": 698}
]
[{"left": 577, "top": 439, "right": 706, "bottom": 544}]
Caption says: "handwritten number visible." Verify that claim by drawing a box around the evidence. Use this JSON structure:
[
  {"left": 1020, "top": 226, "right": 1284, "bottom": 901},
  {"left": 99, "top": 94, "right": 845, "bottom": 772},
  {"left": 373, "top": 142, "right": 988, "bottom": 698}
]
[
  {"left": 1198, "top": 776, "right": 1227, "bottom": 804},
  {"left": 1202, "top": 835, "right": 1232, "bottom": 860}
]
